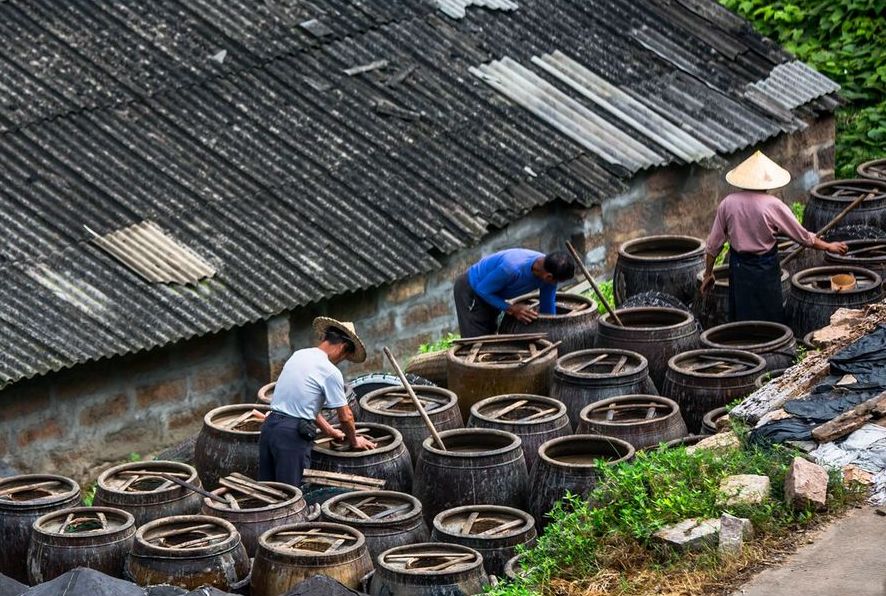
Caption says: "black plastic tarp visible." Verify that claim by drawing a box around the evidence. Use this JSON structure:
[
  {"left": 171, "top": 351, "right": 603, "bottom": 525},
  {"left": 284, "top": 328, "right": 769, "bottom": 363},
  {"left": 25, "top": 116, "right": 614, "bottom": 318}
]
[
  {"left": 751, "top": 325, "right": 886, "bottom": 446},
  {"left": 283, "top": 576, "right": 367, "bottom": 596},
  {"left": 21, "top": 569, "right": 144, "bottom": 596},
  {"left": 0, "top": 574, "right": 26, "bottom": 596}
]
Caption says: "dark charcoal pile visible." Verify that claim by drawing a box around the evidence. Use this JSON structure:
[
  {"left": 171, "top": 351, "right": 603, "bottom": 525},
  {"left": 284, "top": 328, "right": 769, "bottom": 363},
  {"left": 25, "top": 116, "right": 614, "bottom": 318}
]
[
  {"left": 619, "top": 291, "right": 690, "bottom": 312},
  {"left": 824, "top": 224, "right": 886, "bottom": 241}
]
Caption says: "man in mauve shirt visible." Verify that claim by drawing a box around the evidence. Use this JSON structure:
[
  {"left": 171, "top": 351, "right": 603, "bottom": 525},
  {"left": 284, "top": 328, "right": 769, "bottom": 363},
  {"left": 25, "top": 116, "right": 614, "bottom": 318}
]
[
  {"left": 701, "top": 151, "right": 847, "bottom": 323},
  {"left": 453, "top": 248, "right": 575, "bottom": 337}
]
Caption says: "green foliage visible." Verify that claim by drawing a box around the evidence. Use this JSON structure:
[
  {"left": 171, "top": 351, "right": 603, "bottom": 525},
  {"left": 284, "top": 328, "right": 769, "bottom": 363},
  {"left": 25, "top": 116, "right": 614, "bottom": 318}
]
[
  {"left": 790, "top": 201, "right": 805, "bottom": 223},
  {"left": 82, "top": 483, "right": 96, "bottom": 507},
  {"left": 795, "top": 343, "right": 809, "bottom": 363},
  {"left": 487, "top": 437, "right": 860, "bottom": 595},
  {"left": 715, "top": 242, "right": 730, "bottom": 266},
  {"left": 418, "top": 332, "right": 460, "bottom": 354},
  {"left": 583, "top": 279, "right": 615, "bottom": 315},
  {"left": 719, "top": 0, "right": 885, "bottom": 177},
  {"left": 128, "top": 452, "right": 142, "bottom": 462}
]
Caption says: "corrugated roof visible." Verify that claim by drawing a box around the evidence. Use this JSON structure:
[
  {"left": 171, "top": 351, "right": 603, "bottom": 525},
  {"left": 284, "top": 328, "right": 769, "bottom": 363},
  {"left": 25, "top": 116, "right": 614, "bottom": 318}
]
[{"left": 0, "top": 0, "right": 839, "bottom": 387}]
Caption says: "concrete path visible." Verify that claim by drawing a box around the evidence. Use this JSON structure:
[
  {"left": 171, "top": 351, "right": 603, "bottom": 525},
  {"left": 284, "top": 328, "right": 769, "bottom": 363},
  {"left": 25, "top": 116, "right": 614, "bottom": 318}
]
[{"left": 732, "top": 506, "right": 886, "bottom": 596}]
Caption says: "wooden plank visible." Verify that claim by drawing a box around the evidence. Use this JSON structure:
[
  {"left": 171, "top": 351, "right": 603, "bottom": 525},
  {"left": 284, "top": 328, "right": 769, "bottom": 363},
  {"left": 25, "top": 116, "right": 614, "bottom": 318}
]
[
  {"left": 451, "top": 333, "right": 547, "bottom": 345},
  {"left": 218, "top": 478, "right": 277, "bottom": 504},
  {"left": 518, "top": 407, "right": 558, "bottom": 421},
  {"left": 302, "top": 469, "right": 385, "bottom": 487},
  {"left": 611, "top": 355, "right": 628, "bottom": 374},
  {"left": 0, "top": 481, "right": 63, "bottom": 497},
  {"left": 370, "top": 502, "right": 413, "bottom": 520},
  {"left": 339, "top": 502, "right": 371, "bottom": 520},
  {"left": 479, "top": 517, "right": 524, "bottom": 536},
  {"left": 227, "top": 473, "right": 288, "bottom": 499},
  {"left": 461, "top": 511, "right": 480, "bottom": 535},
  {"left": 489, "top": 399, "right": 528, "bottom": 420},
  {"left": 572, "top": 353, "right": 609, "bottom": 373},
  {"left": 148, "top": 523, "right": 218, "bottom": 542},
  {"left": 811, "top": 390, "right": 886, "bottom": 443},
  {"left": 518, "top": 340, "right": 562, "bottom": 367}
]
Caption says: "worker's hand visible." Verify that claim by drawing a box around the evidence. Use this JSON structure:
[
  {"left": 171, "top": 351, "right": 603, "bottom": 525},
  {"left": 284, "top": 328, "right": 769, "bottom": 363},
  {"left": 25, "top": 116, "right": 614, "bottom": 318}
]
[
  {"left": 826, "top": 241, "right": 849, "bottom": 255},
  {"left": 506, "top": 303, "right": 538, "bottom": 324},
  {"left": 350, "top": 435, "right": 377, "bottom": 451},
  {"left": 327, "top": 428, "right": 346, "bottom": 443},
  {"left": 700, "top": 273, "right": 715, "bottom": 294}
]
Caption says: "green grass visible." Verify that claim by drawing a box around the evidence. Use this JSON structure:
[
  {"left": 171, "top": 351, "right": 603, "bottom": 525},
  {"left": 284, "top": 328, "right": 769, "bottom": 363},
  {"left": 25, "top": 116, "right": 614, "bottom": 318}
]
[
  {"left": 418, "top": 332, "right": 460, "bottom": 354},
  {"left": 487, "top": 429, "right": 863, "bottom": 596},
  {"left": 583, "top": 279, "right": 615, "bottom": 315},
  {"left": 82, "top": 483, "right": 97, "bottom": 506},
  {"left": 790, "top": 201, "right": 805, "bottom": 223}
]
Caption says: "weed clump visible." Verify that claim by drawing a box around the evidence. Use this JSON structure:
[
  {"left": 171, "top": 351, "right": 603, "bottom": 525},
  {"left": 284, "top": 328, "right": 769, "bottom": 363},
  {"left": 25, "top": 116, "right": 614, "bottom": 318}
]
[{"left": 489, "top": 430, "right": 863, "bottom": 595}]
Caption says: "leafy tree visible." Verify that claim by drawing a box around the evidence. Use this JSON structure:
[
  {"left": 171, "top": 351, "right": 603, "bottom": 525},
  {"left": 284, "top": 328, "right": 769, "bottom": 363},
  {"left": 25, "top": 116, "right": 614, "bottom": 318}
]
[{"left": 720, "top": 0, "right": 885, "bottom": 176}]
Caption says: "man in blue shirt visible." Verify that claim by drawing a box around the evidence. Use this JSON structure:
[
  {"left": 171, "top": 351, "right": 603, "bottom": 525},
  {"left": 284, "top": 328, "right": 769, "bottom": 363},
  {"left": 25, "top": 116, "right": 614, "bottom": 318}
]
[{"left": 453, "top": 249, "right": 575, "bottom": 337}]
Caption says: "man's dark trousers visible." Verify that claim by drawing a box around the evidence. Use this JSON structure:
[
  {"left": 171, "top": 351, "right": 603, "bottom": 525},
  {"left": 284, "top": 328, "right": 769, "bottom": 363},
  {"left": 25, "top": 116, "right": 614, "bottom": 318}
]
[
  {"left": 453, "top": 272, "right": 499, "bottom": 337},
  {"left": 258, "top": 411, "right": 312, "bottom": 486}
]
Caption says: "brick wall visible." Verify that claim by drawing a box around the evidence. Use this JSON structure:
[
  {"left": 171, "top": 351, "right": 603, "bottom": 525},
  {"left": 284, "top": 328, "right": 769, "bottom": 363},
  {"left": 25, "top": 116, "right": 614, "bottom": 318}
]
[
  {"left": 0, "top": 115, "right": 834, "bottom": 482},
  {"left": 0, "top": 332, "right": 249, "bottom": 482}
]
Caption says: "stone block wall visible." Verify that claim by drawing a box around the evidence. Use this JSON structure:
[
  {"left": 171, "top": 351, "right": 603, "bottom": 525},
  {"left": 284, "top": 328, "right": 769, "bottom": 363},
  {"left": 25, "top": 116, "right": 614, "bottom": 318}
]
[
  {"left": 0, "top": 114, "right": 835, "bottom": 481},
  {"left": 0, "top": 332, "right": 249, "bottom": 482}
]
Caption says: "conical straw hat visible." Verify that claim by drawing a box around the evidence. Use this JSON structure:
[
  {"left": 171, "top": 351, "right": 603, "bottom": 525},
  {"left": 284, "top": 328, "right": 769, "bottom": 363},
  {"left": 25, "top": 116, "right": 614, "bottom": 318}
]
[
  {"left": 725, "top": 151, "right": 791, "bottom": 191},
  {"left": 313, "top": 317, "right": 367, "bottom": 363}
]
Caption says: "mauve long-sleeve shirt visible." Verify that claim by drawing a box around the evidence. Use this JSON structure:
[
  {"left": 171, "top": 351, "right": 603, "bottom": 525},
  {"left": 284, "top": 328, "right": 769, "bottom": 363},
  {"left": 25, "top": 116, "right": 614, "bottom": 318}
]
[{"left": 705, "top": 192, "right": 816, "bottom": 257}]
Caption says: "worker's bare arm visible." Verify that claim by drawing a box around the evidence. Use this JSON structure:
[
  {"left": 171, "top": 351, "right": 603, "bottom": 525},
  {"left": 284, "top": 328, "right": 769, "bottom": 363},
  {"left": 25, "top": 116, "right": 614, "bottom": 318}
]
[
  {"left": 336, "top": 405, "right": 376, "bottom": 450},
  {"left": 315, "top": 413, "right": 344, "bottom": 441},
  {"left": 811, "top": 237, "right": 848, "bottom": 255},
  {"left": 701, "top": 253, "right": 717, "bottom": 293}
]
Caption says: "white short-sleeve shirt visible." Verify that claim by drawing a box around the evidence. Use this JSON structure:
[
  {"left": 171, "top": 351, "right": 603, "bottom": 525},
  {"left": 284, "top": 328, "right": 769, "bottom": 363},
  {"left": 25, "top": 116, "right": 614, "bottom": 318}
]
[{"left": 271, "top": 348, "right": 349, "bottom": 419}]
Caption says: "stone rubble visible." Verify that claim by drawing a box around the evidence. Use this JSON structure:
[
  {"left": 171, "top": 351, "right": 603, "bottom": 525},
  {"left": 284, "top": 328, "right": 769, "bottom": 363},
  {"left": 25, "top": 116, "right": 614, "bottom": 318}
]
[
  {"left": 785, "top": 456, "right": 829, "bottom": 510},
  {"left": 686, "top": 431, "right": 740, "bottom": 454},
  {"left": 718, "top": 474, "right": 771, "bottom": 506},
  {"left": 718, "top": 513, "right": 754, "bottom": 557},
  {"left": 653, "top": 518, "right": 720, "bottom": 552}
]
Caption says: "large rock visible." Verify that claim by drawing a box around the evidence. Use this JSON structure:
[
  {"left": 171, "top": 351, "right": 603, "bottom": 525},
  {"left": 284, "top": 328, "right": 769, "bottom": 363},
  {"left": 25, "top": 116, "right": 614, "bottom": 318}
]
[
  {"left": 718, "top": 513, "right": 753, "bottom": 557},
  {"left": 718, "top": 474, "right": 771, "bottom": 506},
  {"left": 653, "top": 518, "right": 720, "bottom": 552},
  {"left": 785, "top": 457, "right": 829, "bottom": 510},
  {"left": 686, "top": 431, "right": 740, "bottom": 454}
]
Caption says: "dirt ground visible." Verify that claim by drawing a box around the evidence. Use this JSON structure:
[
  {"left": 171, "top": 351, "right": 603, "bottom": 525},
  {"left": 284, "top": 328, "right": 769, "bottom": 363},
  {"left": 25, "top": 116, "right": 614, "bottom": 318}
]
[{"left": 731, "top": 506, "right": 886, "bottom": 596}]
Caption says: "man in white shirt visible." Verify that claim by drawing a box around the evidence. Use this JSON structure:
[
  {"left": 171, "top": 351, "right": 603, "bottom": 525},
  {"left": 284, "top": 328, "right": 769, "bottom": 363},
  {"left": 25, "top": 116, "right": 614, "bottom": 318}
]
[{"left": 258, "top": 317, "right": 375, "bottom": 486}]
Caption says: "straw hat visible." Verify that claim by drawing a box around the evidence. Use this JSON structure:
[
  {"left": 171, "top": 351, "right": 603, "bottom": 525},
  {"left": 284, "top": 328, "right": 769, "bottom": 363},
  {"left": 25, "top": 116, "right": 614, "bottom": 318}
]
[
  {"left": 313, "top": 317, "right": 367, "bottom": 363},
  {"left": 725, "top": 151, "right": 791, "bottom": 191}
]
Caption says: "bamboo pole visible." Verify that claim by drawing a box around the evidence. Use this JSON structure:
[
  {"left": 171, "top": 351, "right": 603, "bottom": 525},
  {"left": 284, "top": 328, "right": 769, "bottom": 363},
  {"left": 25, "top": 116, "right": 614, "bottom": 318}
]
[
  {"left": 565, "top": 241, "right": 623, "bottom": 326},
  {"left": 781, "top": 191, "right": 873, "bottom": 267},
  {"left": 384, "top": 347, "right": 447, "bottom": 451}
]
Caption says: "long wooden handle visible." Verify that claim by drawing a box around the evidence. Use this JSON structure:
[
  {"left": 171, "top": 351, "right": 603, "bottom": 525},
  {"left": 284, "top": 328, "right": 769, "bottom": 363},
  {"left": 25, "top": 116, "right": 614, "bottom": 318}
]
[
  {"left": 781, "top": 191, "right": 872, "bottom": 267},
  {"left": 160, "top": 473, "right": 228, "bottom": 504},
  {"left": 383, "top": 347, "right": 447, "bottom": 451},
  {"left": 565, "top": 241, "right": 623, "bottom": 326}
]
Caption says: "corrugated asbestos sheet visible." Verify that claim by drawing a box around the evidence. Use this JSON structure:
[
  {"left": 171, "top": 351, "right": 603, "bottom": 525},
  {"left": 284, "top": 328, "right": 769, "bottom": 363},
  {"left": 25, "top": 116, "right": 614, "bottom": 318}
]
[
  {"left": 743, "top": 60, "right": 841, "bottom": 116},
  {"left": 0, "top": 0, "right": 839, "bottom": 386},
  {"left": 433, "top": 0, "right": 518, "bottom": 20}
]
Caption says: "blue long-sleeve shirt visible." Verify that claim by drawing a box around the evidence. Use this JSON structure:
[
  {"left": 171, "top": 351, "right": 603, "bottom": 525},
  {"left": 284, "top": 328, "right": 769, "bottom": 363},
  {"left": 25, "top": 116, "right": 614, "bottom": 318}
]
[{"left": 467, "top": 249, "right": 557, "bottom": 314}]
